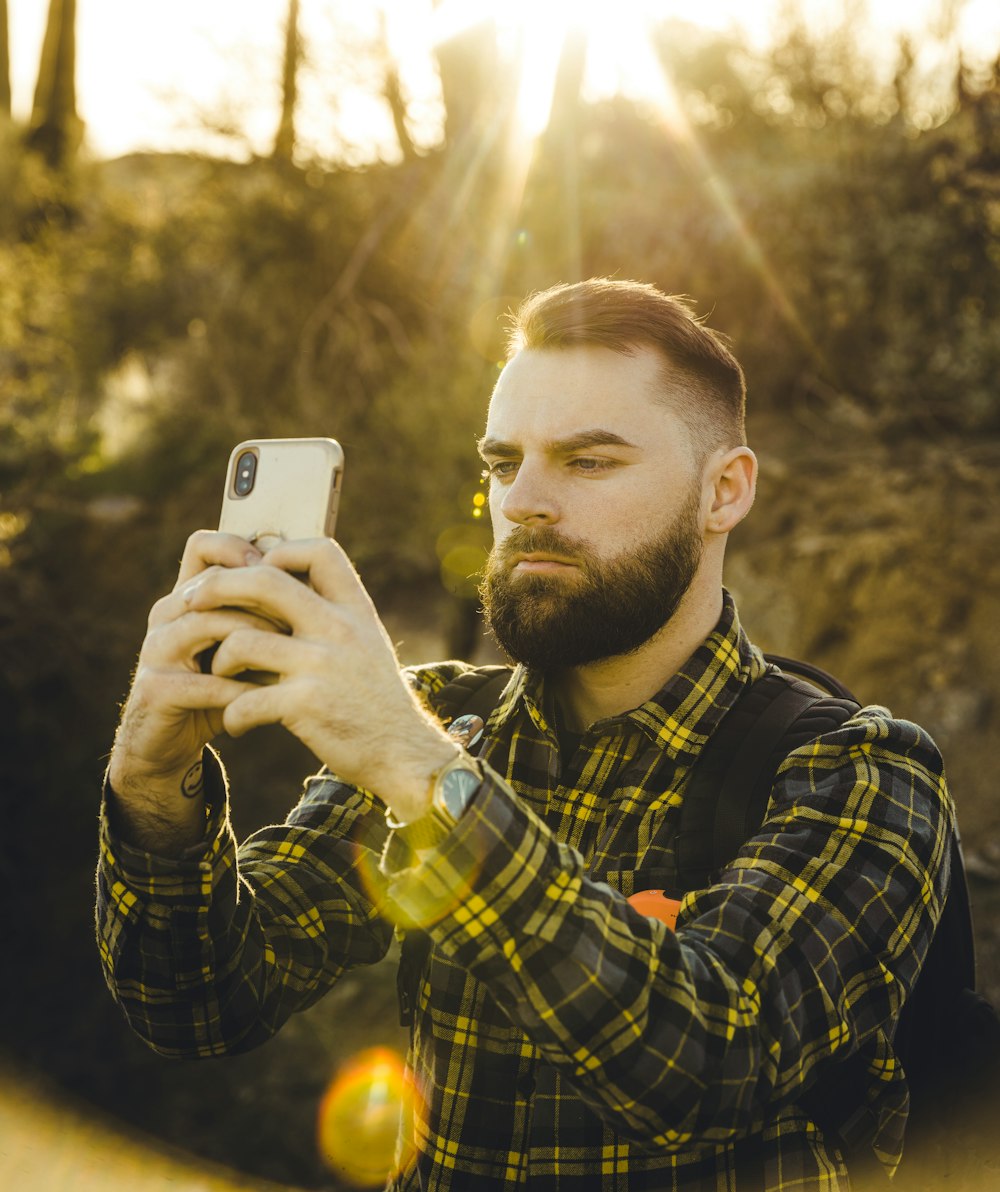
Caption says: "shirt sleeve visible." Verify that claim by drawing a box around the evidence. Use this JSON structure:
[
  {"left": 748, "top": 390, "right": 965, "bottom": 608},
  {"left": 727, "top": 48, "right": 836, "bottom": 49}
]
[
  {"left": 95, "top": 749, "right": 395, "bottom": 1058},
  {"left": 382, "top": 708, "right": 953, "bottom": 1156}
]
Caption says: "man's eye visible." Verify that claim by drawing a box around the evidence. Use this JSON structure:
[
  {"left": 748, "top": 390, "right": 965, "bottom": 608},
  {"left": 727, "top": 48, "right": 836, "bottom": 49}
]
[
  {"left": 483, "top": 461, "right": 518, "bottom": 479},
  {"left": 569, "top": 457, "right": 611, "bottom": 472}
]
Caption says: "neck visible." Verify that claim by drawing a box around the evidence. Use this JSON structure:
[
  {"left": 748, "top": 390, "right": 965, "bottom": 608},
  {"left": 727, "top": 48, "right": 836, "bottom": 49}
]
[{"left": 551, "top": 570, "right": 724, "bottom": 732}]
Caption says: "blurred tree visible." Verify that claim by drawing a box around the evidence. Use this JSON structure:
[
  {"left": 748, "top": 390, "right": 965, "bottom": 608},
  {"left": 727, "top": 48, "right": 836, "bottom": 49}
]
[
  {"left": 0, "top": 0, "right": 11, "bottom": 117},
  {"left": 540, "top": 27, "right": 588, "bottom": 279},
  {"left": 379, "top": 9, "right": 416, "bottom": 162},
  {"left": 272, "top": 0, "right": 301, "bottom": 163},
  {"left": 432, "top": 8, "right": 511, "bottom": 151},
  {"left": 27, "top": 0, "right": 81, "bottom": 168}
]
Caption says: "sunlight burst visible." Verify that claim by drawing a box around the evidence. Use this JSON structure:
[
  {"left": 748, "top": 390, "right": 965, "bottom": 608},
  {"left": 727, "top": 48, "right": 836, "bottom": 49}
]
[
  {"left": 419, "top": 0, "right": 826, "bottom": 370},
  {"left": 428, "top": 0, "right": 696, "bottom": 138}
]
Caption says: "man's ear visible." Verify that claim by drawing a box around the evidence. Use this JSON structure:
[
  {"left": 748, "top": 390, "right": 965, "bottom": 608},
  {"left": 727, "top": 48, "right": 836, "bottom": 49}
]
[{"left": 705, "top": 446, "right": 757, "bottom": 535}]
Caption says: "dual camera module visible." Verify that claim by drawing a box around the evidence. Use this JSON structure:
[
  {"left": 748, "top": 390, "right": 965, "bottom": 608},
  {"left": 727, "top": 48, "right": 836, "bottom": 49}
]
[{"left": 233, "top": 451, "right": 257, "bottom": 496}]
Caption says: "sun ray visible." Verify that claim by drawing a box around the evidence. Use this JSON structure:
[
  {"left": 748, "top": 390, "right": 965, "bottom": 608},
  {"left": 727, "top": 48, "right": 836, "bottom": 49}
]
[
  {"left": 410, "top": 0, "right": 829, "bottom": 365},
  {"left": 512, "top": 20, "right": 568, "bottom": 137},
  {"left": 631, "top": 28, "right": 829, "bottom": 371}
]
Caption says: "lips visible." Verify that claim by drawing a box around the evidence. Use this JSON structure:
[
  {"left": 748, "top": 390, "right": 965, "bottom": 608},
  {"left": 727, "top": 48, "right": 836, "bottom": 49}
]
[
  {"left": 510, "top": 553, "right": 579, "bottom": 574},
  {"left": 513, "top": 553, "right": 576, "bottom": 566}
]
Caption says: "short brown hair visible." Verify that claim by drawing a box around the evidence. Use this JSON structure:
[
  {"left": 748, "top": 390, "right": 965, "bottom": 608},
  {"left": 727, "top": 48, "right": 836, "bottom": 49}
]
[{"left": 507, "top": 278, "right": 746, "bottom": 456}]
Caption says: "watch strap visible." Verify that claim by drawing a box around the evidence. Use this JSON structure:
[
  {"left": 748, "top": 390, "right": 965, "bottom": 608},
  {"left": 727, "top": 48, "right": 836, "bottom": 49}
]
[{"left": 386, "top": 750, "right": 482, "bottom": 852}]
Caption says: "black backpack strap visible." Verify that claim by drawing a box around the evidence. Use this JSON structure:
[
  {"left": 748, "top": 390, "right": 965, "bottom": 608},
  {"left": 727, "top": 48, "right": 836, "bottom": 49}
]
[
  {"left": 761, "top": 653, "right": 859, "bottom": 701},
  {"left": 712, "top": 674, "right": 860, "bottom": 876},
  {"left": 893, "top": 833, "right": 978, "bottom": 1073},
  {"left": 429, "top": 664, "right": 513, "bottom": 728},
  {"left": 396, "top": 664, "right": 513, "bottom": 1028},
  {"left": 676, "top": 663, "right": 859, "bottom": 889},
  {"left": 676, "top": 663, "right": 890, "bottom": 1173}
]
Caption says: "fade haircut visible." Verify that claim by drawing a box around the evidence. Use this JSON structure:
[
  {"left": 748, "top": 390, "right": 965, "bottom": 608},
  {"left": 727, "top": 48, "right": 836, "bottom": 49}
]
[{"left": 506, "top": 278, "right": 747, "bottom": 458}]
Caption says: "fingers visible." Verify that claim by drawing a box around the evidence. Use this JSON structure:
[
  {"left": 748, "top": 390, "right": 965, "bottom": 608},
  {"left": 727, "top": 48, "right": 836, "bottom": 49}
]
[
  {"left": 145, "top": 607, "right": 285, "bottom": 666},
  {"left": 117, "top": 664, "right": 254, "bottom": 778},
  {"left": 222, "top": 684, "right": 283, "bottom": 739},
  {"left": 131, "top": 664, "right": 252, "bottom": 712},
  {"left": 181, "top": 560, "right": 320, "bottom": 635},
  {"left": 168, "top": 539, "right": 371, "bottom": 639},
  {"left": 258, "top": 538, "right": 372, "bottom": 607},
  {"left": 175, "top": 530, "right": 262, "bottom": 588},
  {"left": 210, "top": 626, "right": 306, "bottom": 681}
]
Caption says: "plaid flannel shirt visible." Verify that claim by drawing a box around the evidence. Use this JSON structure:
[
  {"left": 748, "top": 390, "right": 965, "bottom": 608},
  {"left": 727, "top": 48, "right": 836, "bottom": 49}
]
[{"left": 96, "top": 592, "right": 953, "bottom": 1190}]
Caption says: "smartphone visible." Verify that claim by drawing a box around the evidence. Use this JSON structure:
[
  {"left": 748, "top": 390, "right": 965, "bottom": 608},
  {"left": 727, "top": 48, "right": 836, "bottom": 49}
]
[
  {"left": 200, "top": 437, "right": 344, "bottom": 681},
  {"left": 218, "top": 437, "right": 344, "bottom": 550}
]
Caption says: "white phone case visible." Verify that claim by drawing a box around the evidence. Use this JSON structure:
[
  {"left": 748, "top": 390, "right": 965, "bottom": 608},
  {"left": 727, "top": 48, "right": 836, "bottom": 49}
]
[{"left": 218, "top": 437, "right": 344, "bottom": 550}]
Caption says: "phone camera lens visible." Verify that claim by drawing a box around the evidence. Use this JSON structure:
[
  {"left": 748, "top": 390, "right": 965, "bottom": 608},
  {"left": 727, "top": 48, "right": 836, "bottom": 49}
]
[{"left": 234, "top": 451, "right": 257, "bottom": 496}]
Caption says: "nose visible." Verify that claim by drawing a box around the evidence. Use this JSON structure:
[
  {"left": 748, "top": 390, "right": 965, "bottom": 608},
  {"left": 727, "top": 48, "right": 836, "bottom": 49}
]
[{"left": 495, "top": 461, "right": 559, "bottom": 527}]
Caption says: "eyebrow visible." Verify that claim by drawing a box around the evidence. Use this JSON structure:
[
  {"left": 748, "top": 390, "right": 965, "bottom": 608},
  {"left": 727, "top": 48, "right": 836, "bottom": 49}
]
[{"left": 477, "top": 429, "right": 641, "bottom": 458}]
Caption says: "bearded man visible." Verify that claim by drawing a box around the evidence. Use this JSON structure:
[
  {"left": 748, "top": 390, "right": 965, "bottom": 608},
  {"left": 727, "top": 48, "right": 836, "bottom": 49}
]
[{"left": 97, "top": 279, "right": 952, "bottom": 1191}]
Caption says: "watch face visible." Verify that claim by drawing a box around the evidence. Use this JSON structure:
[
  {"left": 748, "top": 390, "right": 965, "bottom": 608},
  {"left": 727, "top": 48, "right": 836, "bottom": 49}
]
[{"left": 440, "top": 767, "right": 482, "bottom": 820}]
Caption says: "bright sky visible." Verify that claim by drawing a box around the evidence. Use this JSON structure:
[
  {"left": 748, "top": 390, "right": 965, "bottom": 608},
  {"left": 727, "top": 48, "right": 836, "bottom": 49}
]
[{"left": 9, "top": 0, "right": 1000, "bottom": 162}]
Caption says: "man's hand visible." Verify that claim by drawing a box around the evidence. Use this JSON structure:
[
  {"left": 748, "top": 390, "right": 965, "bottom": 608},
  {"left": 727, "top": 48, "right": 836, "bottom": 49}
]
[
  {"left": 107, "top": 530, "right": 278, "bottom": 852},
  {"left": 184, "top": 537, "right": 456, "bottom": 825}
]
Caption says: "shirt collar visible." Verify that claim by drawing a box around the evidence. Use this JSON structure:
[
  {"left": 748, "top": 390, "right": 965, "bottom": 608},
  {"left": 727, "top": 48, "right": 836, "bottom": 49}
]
[{"left": 488, "top": 590, "right": 765, "bottom": 762}]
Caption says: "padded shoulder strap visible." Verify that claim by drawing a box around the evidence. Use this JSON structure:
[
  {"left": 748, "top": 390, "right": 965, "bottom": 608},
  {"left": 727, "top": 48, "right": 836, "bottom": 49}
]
[
  {"left": 429, "top": 664, "right": 513, "bottom": 726},
  {"left": 676, "top": 663, "right": 860, "bottom": 890},
  {"left": 762, "top": 653, "right": 858, "bottom": 701}
]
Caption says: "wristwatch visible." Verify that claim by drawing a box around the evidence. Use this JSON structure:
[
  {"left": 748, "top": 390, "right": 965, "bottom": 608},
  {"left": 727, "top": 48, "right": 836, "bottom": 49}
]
[{"left": 386, "top": 751, "right": 484, "bottom": 852}]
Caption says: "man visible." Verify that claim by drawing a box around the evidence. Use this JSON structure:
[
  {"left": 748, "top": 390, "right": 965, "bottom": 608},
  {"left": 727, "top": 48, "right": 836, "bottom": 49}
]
[{"left": 97, "top": 278, "right": 952, "bottom": 1190}]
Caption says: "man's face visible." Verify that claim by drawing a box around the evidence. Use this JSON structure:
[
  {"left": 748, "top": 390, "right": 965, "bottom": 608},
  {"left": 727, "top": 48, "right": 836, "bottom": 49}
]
[{"left": 478, "top": 344, "right": 708, "bottom": 671}]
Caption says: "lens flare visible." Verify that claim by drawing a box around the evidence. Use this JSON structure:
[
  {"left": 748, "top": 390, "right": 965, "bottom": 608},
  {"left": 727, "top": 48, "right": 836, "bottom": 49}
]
[
  {"left": 317, "top": 1047, "right": 413, "bottom": 1187},
  {"left": 437, "top": 522, "right": 491, "bottom": 599}
]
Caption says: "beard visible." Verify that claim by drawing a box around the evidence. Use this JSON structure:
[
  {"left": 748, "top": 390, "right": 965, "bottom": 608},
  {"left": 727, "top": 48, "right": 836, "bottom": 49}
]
[{"left": 479, "top": 488, "right": 704, "bottom": 672}]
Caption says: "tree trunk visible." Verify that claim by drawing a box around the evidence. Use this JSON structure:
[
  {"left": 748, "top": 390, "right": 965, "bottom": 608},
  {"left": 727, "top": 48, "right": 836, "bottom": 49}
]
[
  {"left": 273, "top": 0, "right": 300, "bottom": 163},
  {"left": 28, "top": 0, "right": 81, "bottom": 167},
  {"left": 377, "top": 11, "right": 415, "bottom": 162},
  {"left": 0, "top": 0, "right": 11, "bottom": 118},
  {"left": 542, "top": 29, "right": 587, "bottom": 280},
  {"left": 432, "top": 6, "right": 506, "bottom": 150}
]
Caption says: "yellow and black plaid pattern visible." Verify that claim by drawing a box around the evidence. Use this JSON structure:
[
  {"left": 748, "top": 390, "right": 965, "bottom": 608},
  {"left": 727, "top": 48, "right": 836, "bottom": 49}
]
[{"left": 96, "top": 593, "right": 954, "bottom": 1190}]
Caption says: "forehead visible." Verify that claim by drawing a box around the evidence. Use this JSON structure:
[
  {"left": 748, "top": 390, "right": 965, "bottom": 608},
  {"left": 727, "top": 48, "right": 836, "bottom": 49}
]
[{"left": 485, "top": 343, "right": 685, "bottom": 447}]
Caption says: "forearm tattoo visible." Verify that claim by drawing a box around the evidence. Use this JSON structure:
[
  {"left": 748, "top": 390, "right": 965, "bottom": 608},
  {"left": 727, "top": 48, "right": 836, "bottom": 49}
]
[{"left": 181, "top": 759, "right": 205, "bottom": 800}]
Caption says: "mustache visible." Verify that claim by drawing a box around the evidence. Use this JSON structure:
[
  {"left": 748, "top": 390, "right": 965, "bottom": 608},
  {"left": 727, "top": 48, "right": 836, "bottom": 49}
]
[{"left": 493, "top": 526, "right": 593, "bottom": 565}]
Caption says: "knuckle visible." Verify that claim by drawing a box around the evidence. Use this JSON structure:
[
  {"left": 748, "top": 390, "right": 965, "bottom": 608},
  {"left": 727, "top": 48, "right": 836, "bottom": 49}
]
[
  {"left": 222, "top": 626, "right": 253, "bottom": 653},
  {"left": 147, "top": 594, "right": 171, "bottom": 628}
]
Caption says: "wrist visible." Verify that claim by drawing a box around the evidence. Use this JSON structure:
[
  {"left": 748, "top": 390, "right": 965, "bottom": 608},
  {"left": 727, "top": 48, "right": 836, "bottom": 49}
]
[
  {"left": 385, "top": 750, "right": 484, "bottom": 852},
  {"left": 105, "top": 750, "right": 209, "bottom": 854},
  {"left": 376, "top": 733, "right": 458, "bottom": 826},
  {"left": 107, "top": 749, "right": 205, "bottom": 800}
]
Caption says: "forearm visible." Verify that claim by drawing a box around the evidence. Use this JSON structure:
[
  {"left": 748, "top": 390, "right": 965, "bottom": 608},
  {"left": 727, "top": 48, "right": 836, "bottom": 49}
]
[{"left": 97, "top": 761, "right": 395, "bottom": 1058}]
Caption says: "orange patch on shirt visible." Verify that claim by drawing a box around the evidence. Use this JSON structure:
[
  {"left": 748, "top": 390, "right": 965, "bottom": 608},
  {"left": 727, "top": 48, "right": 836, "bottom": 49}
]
[{"left": 627, "top": 890, "right": 681, "bottom": 931}]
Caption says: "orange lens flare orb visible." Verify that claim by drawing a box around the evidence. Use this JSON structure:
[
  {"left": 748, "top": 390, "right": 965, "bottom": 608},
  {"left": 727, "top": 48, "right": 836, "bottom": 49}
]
[{"left": 317, "top": 1047, "right": 412, "bottom": 1187}]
